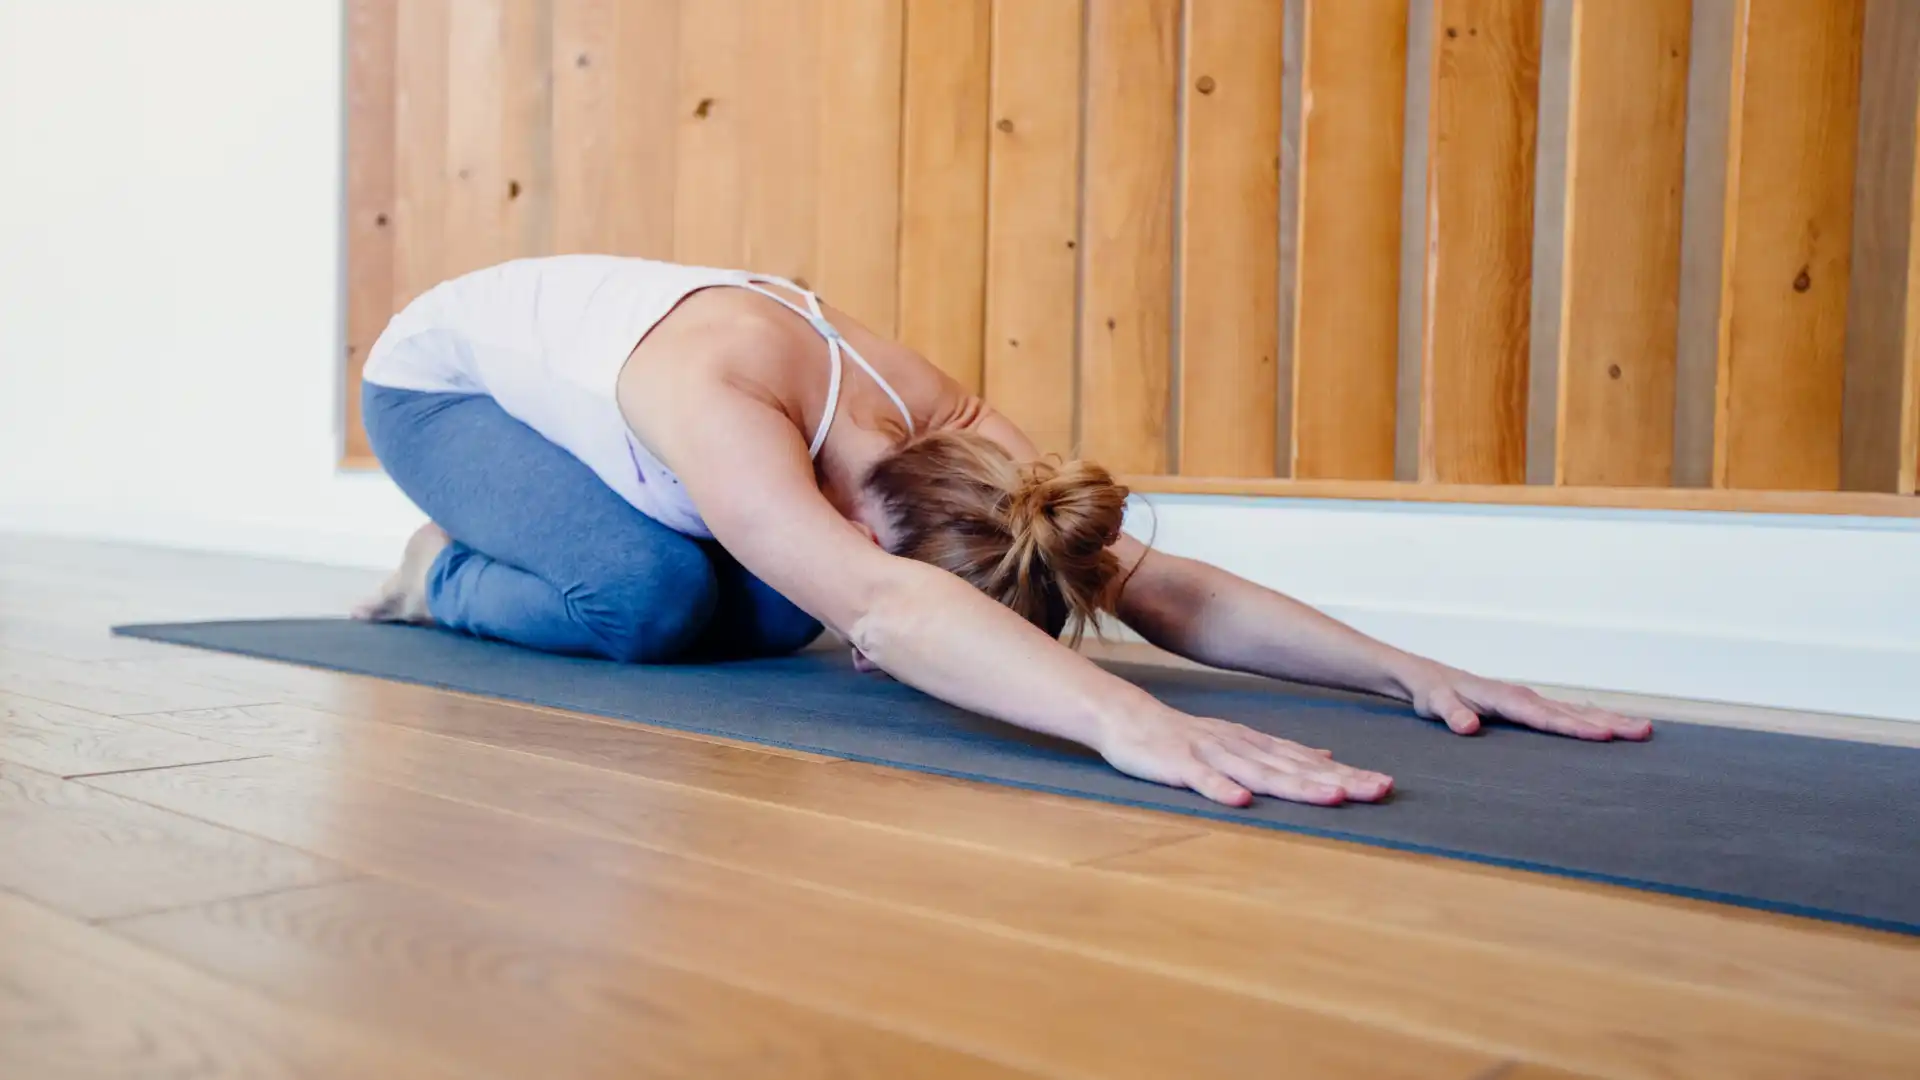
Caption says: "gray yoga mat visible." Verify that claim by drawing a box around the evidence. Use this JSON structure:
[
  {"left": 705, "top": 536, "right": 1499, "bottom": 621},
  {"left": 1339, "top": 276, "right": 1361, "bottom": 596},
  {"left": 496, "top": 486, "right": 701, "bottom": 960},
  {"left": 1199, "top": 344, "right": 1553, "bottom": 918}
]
[{"left": 115, "top": 618, "right": 1920, "bottom": 936}]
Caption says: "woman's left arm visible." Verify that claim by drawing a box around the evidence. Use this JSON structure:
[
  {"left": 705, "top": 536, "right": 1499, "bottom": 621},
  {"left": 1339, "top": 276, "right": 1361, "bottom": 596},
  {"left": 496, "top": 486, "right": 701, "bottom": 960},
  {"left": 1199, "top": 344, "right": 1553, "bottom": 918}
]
[
  {"left": 1112, "top": 539, "right": 1650, "bottom": 741},
  {"left": 960, "top": 401, "right": 1651, "bottom": 741}
]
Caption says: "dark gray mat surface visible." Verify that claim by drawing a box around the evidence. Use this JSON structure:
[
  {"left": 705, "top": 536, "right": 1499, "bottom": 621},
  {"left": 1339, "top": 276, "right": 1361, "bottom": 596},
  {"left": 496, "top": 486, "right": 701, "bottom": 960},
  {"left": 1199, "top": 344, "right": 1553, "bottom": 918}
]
[{"left": 115, "top": 618, "right": 1920, "bottom": 935}]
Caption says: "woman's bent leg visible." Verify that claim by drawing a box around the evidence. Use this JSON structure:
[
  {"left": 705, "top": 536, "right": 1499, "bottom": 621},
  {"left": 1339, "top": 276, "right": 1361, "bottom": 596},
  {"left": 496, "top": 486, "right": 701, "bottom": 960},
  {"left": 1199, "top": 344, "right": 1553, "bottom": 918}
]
[{"left": 361, "top": 382, "right": 717, "bottom": 662}]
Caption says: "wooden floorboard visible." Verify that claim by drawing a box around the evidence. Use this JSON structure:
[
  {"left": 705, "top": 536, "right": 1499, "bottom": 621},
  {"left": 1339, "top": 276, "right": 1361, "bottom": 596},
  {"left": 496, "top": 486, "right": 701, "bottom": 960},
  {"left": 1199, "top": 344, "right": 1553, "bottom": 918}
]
[
  {"left": 108, "top": 877, "right": 1039, "bottom": 1080},
  {"left": 1, "top": 533, "right": 1915, "bottom": 1079},
  {"left": 0, "top": 890, "right": 469, "bottom": 1080},
  {"left": 0, "top": 760, "right": 348, "bottom": 922},
  {"left": 0, "top": 691, "right": 263, "bottom": 778},
  {"left": 81, "top": 756, "right": 1500, "bottom": 1079},
  {"left": 89, "top": 710, "right": 1920, "bottom": 1079}
]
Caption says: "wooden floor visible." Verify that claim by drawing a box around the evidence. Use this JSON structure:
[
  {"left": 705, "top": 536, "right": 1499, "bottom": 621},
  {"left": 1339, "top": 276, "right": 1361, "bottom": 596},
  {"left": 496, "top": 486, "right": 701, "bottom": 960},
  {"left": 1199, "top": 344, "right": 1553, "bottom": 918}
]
[{"left": 1, "top": 535, "right": 1915, "bottom": 1080}]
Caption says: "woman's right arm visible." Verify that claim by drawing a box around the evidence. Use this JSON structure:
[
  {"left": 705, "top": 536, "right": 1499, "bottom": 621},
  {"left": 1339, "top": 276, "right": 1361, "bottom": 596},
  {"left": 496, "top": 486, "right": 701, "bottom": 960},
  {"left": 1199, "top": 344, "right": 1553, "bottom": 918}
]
[{"left": 638, "top": 370, "right": 1392, "bottom": 807}]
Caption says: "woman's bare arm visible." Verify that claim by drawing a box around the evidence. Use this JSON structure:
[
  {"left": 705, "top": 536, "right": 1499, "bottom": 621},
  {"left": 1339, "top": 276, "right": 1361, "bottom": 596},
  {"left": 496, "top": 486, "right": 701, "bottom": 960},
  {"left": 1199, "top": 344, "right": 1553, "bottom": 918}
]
[
  {"left": 969, "top": 409, "right": 1650, "bottom": 742},
  {"left": 637, "top": 364, "right": 1394, "bottom": 806}
]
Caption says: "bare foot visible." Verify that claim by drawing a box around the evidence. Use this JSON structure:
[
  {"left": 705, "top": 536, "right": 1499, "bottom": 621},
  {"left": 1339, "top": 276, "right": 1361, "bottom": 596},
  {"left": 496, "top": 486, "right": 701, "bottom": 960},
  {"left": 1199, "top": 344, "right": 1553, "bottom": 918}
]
[{"left": 351, "top": 522, "right": 450, "bottom": 625}]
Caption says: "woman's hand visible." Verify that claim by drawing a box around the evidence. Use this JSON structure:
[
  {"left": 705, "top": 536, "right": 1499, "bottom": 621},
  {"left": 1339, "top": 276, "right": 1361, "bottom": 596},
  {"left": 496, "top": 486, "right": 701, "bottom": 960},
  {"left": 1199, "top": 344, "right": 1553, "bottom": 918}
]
[
  {"left": 1096, "top": 710, "right": 1395, "bottom": 808},
  {"left": 1400, "top": 662, "right": 1653, "bottom": 741}
]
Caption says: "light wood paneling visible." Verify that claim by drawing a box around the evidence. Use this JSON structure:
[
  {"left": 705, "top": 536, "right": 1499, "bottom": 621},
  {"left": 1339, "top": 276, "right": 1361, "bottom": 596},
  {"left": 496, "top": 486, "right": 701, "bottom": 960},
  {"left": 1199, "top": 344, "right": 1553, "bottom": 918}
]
[
  {"left": 982, "top": 0, "right": 1083, "bottom": 458},
  {"left": 1290, "top": 0, "right": 1408, "bottom": 480},
  {"left": 741, "top": 0, "right": 821, "bottom": 286},
  {"left": 1713, "top": 0, "right": 1866, "bottom": 490},
  {"left": 1079, "top": 0, "right": 1180, "bottom": 473},
  {"left": 1394, "top": 0, "right": 1436, "bottom": 481},
  {"left": 898, "top": 0, "right": 991, "bottom": 389},
  {"left": 1842, "top": 0, "right": 1920, "bottom": 492},
  {"left": 344, "top": 0, "right": 397, "bottom": 464},
  {"left": 1128, "top": 474, "right": 1920, "bottom": 517},
  {"left": 1526, "top": 0, "right": 1573, "bottom": 486},
  {"left": 392, "top": 0, "right": 451, "bottom": 309},
  {"left": 673, "top": 0, "right": 745, "bottom": 267},
  {"left": 815, "top": 0, "right": 906, "bottom": 333},
  {"left": 114, "top": 878, "right": 1034, "bottom": 1080},
  {"left": 1907, "top": 83, "right": 1920, "bottom": 495},
  {"left": 551, "top": 0, "right": 679, "bottom": 257},
  {"left": 1418, "top": 0, "right": 1542, "bottom": 484},
  {"left": 0, "top": 761, "right": 344, "bottom": 922},
  {"left": 443, "top": 0, "right": 551, "bottom": 278},
  {"left": 1177, "top": 0, "right": 1283, "bottom": 477},
  {"left": 86, "top": 757, "right": 1499, "bottom": 1080},
  {"left": 1673, "top": 0, "right": 1738, "bottom": 487},
  {"left": 1273, "top": 0, "right": 1306, "bottom": 477},
  {"left": 1555, "top": 0, "right": 1691, "bottom": 486},
  {"left": 0, "top": 890, "right": 465, "bottom": 1080}
]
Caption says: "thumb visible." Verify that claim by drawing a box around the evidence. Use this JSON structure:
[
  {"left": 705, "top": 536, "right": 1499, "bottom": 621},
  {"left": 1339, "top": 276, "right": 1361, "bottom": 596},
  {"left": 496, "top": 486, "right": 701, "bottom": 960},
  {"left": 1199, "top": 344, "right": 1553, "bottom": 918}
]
[{"left": 1429, "top": 688, "right": 1482, "bottom": 735}]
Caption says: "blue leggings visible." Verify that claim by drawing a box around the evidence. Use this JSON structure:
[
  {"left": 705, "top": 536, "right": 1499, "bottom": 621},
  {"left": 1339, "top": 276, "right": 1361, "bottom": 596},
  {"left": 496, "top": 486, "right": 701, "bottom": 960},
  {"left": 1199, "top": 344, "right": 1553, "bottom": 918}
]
[{"left": 361, "top": 382, "right": 823, "bottom": 663}]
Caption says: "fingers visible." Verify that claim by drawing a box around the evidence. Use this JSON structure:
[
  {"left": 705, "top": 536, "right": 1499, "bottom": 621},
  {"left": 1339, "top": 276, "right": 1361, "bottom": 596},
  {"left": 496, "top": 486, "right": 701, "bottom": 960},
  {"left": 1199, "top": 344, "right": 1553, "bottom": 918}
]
[
  {"left": 1184, "top": 763, "right": 1254, "bottom": 807},
  {"left": 1197, "top": 740, "right": 1366, "bottom": 806},
  {"left": 1233, "top": 733, "right": 1393, "bottom": 801},
  {"left": 1428, "top": 687, "right": 1482, "bottom": 736},
  {"left": 1476, "top": 685, "right": 1654, "bottom": 741},
  {"left": 1569, "top": 701, "right": 1654, "bottom": 740}
]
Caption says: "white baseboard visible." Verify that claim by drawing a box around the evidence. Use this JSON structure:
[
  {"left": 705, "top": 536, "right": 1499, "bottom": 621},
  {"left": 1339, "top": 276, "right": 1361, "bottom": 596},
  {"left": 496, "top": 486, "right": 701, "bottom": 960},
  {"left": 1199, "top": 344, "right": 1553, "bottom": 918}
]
[{"left": 6, "top": 490, "right": 1917, "bottom": 723}]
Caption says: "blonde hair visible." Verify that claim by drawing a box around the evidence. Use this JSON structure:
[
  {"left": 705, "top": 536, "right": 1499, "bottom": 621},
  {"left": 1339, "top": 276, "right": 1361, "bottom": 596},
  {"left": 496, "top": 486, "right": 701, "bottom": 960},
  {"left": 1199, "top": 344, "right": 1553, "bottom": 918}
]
[{"left": 863, "top": 430, "right": 1129, "bottom": 643}]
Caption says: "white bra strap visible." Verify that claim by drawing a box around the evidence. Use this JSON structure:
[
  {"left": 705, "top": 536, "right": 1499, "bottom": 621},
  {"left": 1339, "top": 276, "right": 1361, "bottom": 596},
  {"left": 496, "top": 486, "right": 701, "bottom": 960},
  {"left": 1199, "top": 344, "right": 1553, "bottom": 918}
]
[{"left": 738, "top": 278, "right": 916, "bottom": 457}]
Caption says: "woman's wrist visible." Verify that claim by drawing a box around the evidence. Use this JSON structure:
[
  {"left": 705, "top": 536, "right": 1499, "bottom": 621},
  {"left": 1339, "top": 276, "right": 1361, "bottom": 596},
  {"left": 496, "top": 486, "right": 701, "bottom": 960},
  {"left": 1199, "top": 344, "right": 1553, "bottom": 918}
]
[{"left": 1378, "top": 650, "right": 1452, "bottom": 703}]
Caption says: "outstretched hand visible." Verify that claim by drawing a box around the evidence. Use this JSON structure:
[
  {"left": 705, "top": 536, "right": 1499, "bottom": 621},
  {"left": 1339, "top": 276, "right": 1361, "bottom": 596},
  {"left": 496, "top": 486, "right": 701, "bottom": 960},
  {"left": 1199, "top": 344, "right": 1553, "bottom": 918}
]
[
  {"left": 1098, "top": 712, "right": 1394, "bottom": 808},
  {"left": 1402, "top": 664, "right": 1653, "bottom": 741}
]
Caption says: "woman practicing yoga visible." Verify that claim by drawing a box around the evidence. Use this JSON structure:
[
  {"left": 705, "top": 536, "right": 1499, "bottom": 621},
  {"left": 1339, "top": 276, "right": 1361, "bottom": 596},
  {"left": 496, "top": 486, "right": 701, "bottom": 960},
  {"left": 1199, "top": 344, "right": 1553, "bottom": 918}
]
[{"left": 356, "top": 255, "right": 1650, "bottom": 808}]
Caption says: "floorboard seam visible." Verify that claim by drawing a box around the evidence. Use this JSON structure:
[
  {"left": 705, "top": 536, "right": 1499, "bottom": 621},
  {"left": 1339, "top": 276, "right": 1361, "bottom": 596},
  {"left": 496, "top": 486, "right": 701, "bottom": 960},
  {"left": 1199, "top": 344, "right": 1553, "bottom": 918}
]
[
  {"left": 91, "top": 873, "right": 366, "bottom": 927},
  {"left": 64, "top": 754, "right": 273, "bottom": 781},
  {"left": 1468, "top": 1062, "right": 1516, "bottom": 1080},
  {"left": 1070, "top": 829, "right": 1212, "bottom": 868}
]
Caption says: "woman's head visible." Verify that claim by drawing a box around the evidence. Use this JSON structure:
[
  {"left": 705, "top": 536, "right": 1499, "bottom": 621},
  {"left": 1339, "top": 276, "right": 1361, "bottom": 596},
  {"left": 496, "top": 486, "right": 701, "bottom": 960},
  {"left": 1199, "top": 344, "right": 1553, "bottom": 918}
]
[{"left": 861, "top": 430, "right": 1129, "bottom": 642}]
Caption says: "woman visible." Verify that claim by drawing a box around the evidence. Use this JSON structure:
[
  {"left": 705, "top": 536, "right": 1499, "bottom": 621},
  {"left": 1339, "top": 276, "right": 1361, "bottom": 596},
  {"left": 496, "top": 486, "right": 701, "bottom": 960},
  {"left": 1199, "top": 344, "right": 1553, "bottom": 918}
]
[{"left": 356, "top": 255, "right": 1650, "bottom": 808}]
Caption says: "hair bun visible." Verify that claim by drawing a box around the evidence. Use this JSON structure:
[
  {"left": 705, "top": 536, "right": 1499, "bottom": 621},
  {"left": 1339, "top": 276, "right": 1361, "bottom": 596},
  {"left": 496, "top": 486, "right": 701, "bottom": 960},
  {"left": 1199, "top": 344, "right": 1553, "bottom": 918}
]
[{"left": 1006, "top": 459, "right": 1128, "bottom": 564}]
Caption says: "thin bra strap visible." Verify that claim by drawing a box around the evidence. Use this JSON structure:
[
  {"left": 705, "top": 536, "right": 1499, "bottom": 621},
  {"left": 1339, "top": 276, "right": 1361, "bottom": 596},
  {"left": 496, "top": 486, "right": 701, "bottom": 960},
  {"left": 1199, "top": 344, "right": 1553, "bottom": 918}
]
[{"left": 738, "top": 277, "right": 916, "bottom": 457}]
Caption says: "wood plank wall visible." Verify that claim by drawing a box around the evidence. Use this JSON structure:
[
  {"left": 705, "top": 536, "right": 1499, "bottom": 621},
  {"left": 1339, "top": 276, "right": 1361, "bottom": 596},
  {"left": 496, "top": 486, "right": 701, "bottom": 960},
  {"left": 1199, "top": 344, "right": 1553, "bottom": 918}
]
[{"left": 343, "top": 0, "right": 1920, "bottom": 516}]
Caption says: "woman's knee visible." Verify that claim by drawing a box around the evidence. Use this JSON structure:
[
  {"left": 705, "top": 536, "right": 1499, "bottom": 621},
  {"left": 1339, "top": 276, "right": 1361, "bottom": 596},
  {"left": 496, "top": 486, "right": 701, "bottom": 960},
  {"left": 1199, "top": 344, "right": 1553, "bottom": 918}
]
[{"left": 562, "top": 544, "right": 718, "bottom": 663}]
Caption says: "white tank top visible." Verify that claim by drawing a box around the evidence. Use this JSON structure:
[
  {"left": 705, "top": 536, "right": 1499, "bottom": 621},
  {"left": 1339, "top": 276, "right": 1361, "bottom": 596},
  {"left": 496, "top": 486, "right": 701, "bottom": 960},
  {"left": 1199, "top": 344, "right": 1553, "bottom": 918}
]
[{"left": 362, "top": 255, "right": 913, "bottom": 538}]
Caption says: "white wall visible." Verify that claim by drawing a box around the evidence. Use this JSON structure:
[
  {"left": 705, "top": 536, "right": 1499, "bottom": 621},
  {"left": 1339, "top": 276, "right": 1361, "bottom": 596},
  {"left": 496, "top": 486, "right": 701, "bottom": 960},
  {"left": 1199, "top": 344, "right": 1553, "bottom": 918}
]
[
  {"left": 0, "top": 0, "right": 421, "bottom": 567},
  {"left": 2, "top": 1, "right": 1916, "bottom": 721}
]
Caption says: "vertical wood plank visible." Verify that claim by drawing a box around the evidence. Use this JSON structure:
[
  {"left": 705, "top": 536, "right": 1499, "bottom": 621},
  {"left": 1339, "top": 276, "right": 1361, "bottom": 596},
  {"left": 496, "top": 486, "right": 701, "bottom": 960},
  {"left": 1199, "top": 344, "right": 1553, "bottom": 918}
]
[
  {"left": 442, "top": 0, "right": 551, "bottom": 278},
  {"left": 551, "top": 0, "right": 679, "bottom": 258},
  {"left": 391, "top": 0, "right": 451, "bottom": 310},
  {"left": 898, "top": 0, "right": 991, "bottom": 389},
  {"left": 1290, "top": 0, "right": 1408, "bottom": 480},
  {"left": 1080, "top": 0, "right": 1180, "bottom": 474},
  {"left": 1273, "top": 0, "right": 1305, "bottom": 476},
  {"left": 1713, "top": 0, "right": 1865, "bottom": 490},
  {"left": 816, "top": 0, "right": 905, "bottom": 334},
  {"left": 1177, "top": 0, "right": 1283, "bottom": 477},
  {"left": 982, "top": 0, "right": 1083, "bottom": 457},
  {"left": 1525, "top": 0, "right": 1573, "bottom": 486},
  {"left": 1672, "top": 0, "right": 1737, "bottom": 487},
  {"left": 674, "top": 0, "right": 745, "bottom": 267},
  {"left": 343, "top": 0, "right": 397, "bottom": 464},
  {"left": 1418, "top": 0, "right": 1542, "bottom": 485},
  {"left": 1905, "top": 81, "right": 1920, "bottom": 495},
  {"left": 1394, "top": 0, "right": 1435, "bottom": 481},
  {"left": 1840, "top": 0, "right": 1920, "bottom": 492},
  {"left": 741, "top": 0, "right": 820, "bottom": 284},
  {"left": 1554, "top": 0, "right": 1691, "bottom": 486}
]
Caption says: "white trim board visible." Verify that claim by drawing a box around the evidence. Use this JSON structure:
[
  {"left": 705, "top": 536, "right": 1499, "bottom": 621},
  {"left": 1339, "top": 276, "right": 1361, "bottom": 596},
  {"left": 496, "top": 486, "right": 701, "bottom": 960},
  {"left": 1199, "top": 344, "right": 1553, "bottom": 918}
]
[
  {"left": 1114, "top": 494, "right": 1920, "bottom": 723},
  {"left": 5, "top": 489, "right": 1916, "bottom": 723}
]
